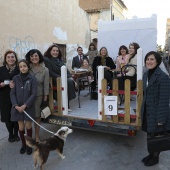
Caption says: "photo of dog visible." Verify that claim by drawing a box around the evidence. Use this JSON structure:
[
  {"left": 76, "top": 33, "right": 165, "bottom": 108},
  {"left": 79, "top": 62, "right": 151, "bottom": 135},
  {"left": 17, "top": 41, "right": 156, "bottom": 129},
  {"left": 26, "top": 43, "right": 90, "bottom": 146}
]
[{"left": 24, "top": 126, "right": 73, "bottom": 170}]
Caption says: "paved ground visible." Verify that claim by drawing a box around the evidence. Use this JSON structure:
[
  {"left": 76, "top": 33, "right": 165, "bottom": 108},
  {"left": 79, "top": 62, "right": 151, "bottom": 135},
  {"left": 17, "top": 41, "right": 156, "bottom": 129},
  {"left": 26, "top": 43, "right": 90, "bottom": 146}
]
[
  {"left": 0, "top": 62, "right": 169, "bottom": 170},
  {"left": 1, "top": 121, "right": 170, "bottom": 170}
]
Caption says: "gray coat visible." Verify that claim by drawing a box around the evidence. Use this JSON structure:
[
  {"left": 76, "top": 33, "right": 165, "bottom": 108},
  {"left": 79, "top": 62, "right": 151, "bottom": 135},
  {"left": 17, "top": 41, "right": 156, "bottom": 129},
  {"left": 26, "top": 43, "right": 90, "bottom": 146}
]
[
  {"left": 141, "top": 67, "right": 170, "bottom": 133},
  {"left": 10, "top": 73, "right": 37, "bottom": 121},
  {"left": 29, "top": 63, "right": 49, "bottom": 96}
]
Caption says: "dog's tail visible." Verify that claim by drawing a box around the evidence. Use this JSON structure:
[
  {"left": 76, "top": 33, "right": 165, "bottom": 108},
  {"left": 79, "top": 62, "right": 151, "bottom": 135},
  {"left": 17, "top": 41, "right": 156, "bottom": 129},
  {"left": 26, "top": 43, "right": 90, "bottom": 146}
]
[{"left": 24, "top": 135, "right": 39, "bottom": 149}]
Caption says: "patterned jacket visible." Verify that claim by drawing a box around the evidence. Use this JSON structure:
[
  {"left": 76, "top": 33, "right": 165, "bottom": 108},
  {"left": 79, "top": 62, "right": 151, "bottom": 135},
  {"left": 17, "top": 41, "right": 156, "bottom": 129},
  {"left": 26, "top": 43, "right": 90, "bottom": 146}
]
[{"left": 141, "top": 67, "right": 170, "bottom": 133}]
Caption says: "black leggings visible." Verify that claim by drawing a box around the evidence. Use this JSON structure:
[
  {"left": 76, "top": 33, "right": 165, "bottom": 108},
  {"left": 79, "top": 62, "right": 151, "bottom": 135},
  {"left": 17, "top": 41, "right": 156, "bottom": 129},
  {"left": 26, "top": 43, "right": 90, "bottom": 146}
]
[{"left": 5, "top": 120, "right": 19, "bottom": 136}]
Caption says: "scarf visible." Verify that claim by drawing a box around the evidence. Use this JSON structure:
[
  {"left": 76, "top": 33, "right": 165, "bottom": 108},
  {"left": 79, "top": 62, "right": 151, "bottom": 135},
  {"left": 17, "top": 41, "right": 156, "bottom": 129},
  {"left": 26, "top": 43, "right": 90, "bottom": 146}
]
[
  {"left": 101, "top": 57, "right": 106, "bottom": 66},
  {"left": 6, "top": 64, "right": 16, "bottom": 74}
]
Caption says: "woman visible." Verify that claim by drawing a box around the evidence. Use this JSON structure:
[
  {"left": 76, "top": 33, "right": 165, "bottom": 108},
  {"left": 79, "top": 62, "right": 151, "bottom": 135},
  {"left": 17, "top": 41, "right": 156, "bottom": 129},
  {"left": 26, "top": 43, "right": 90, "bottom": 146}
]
[
  {"left": 141, "top": 51, "right": 170, "bottom": 166},
  {"left": 116, "top": 45, "right": 129, "bottom": 71},
  {"left": 84, "top": 43, "right": 98, "bottom": 65},
  {"left": 117, "top": 42, "right": 140, "bottom": 90},
  {"left": 92, "top": 47, "right": 116, "bottom": 89},
  {"left": 10, "top": 59, "right": 37, "bottom": 155},
  {"left": 44, "top": 44, "right": 76, "bottom": 110},
  {"left": 0, "top": 50, "right": 20, "bottom": 142},
  {"left": 25, "top": 49, "right": 49, "bottom": 143}
]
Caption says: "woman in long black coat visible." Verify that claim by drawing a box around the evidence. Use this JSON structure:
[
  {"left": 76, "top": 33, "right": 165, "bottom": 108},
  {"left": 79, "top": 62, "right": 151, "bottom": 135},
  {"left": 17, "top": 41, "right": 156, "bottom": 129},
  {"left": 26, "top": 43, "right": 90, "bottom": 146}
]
[
  {"left": 0, "top": 50, "right": 20, "bottom": 142},
  {"left": 141, "top": 51, "right": 170, "bottom": 166},
  {"left": 44, "top": 44, "right": 76, "bottom": 111}
]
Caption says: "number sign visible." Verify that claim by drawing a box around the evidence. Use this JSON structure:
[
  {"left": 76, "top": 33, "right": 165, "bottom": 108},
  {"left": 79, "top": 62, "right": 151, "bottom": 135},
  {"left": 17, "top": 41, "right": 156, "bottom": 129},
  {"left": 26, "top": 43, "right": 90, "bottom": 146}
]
[{"left": 104, "top": 96, "right": 117, "bottom": 115}]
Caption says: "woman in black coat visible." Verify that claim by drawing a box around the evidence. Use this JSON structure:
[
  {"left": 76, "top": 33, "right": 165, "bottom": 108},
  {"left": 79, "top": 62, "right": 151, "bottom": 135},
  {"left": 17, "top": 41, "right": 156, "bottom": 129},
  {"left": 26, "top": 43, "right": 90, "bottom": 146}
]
[
  {"left": 44, "top": 44, "right": 76, "bottom": 111},
  {"left": 141, "top": 51, "right": 170, "bottom": 166},
  {"left": 0, "top": 50, "right": 20, "bottom": 142},
  {"left": 92, "top": 47, "right": 116, "bottom": 89}
]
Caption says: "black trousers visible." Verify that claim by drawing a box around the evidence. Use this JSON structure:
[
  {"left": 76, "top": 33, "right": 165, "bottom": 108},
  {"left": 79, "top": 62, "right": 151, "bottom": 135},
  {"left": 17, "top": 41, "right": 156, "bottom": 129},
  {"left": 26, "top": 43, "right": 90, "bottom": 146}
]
[
  {"left": 147, "top": 133, "right": 160, "bottom": 157},
  {"left": 5, "top": 119, "right": 19, "bottom": 136}
]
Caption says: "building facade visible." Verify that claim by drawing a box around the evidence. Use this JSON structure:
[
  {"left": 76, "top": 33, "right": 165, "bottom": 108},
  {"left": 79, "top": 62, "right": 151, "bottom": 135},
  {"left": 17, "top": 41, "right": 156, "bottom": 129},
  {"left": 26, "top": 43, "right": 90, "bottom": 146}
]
[
  {"left": 0, "top": 0, "right": 127, "bottom": 68},
  {"left": 79, "top": 0, "right": 128, "bottom": 46}
]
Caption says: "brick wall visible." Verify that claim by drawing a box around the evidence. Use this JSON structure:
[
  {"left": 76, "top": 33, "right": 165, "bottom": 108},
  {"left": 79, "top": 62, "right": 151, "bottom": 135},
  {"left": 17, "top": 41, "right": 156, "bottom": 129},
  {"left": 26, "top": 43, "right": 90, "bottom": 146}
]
[{"left": 79, "top": 0, "right": 110, "bottom": 12}]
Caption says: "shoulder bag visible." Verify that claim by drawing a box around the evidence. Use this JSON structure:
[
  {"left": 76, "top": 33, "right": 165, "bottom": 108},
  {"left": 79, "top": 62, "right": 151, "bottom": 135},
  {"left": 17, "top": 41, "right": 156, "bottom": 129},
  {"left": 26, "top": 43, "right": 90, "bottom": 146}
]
[{"left": 41, "top": 106, "right": 51, "bottom": 119}]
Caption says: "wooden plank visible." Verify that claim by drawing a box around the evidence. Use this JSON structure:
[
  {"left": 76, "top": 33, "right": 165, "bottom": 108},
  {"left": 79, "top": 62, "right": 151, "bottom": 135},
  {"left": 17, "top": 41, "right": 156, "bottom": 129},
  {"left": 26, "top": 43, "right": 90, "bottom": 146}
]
[
  {"left": 112, "top": 79, "right": 118, "bottom": 123},
  {"left": 57, "top": 77, "right": 62, "bottom": 115},
  {"left": 124, "top": 79, "right": 130, "bottom": 125},
  {"left": 101, "top": 79, "right": 108, "bottom": 122},
  {"left": 49, "top": 78, "right": 54, "bottom": 114},
  {"left": 136, "top": 80, "right": 143, "bottom": 126}
]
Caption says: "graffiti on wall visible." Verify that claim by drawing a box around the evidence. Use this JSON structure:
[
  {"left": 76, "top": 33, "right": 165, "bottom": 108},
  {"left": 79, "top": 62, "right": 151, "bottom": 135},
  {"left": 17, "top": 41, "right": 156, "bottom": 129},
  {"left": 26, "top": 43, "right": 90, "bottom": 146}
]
[{"left": 9, "top": 36, "right": 35, "bottom": 59}]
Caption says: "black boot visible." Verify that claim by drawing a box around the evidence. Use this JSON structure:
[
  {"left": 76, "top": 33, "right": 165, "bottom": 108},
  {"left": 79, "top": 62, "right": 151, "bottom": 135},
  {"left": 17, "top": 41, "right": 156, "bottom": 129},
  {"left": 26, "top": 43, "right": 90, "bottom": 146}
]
[
  {"left": 14, "top": 122, "right": 20, "bottom": 141},
  {"left": 144, "top": 156, "right": 159, "bottom": 166},
  {"left": 141, "top": 154, "right": 153, "bottom": 163},
  {"left": 20, "top": 145, "right": 26, "bottom": 154},
  {"left": 6, "top": 121, "right": 14, "bottom": 142},
  {"left": 8, "top": 135, "right": 15, "bottom": 142},
  {"left": 27, "top": 146, "right": 32, "bottom": 155},
  {"left": 14, "top": 135, "right": 20, "bottom": 141}
]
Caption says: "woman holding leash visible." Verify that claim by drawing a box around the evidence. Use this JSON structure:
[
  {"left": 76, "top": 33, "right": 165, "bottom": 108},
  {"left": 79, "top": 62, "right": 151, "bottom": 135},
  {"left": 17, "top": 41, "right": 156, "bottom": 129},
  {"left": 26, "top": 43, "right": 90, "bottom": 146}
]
[{"left": 10, "top": 59, "right": 37, "bottom": 155}]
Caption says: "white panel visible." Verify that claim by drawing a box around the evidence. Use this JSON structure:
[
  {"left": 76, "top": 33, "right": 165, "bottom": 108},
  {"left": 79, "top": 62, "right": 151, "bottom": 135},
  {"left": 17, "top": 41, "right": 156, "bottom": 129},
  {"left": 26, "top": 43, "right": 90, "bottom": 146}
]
[
  {"left": 98, "top": 66, "right": 104, "bottom": 120},
  {"left": 98, "top": 16, "right": 157, "bottom": 61},
  {"left": 61, "top": 66, "right": 68, "bottom": 115}
]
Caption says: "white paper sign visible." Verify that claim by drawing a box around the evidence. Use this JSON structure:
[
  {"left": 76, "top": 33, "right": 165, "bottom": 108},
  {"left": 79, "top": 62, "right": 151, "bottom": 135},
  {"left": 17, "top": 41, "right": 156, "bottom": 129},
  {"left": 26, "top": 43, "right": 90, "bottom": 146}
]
[{"left": 104, "top": 96, "right": 117, "bottom": 115}]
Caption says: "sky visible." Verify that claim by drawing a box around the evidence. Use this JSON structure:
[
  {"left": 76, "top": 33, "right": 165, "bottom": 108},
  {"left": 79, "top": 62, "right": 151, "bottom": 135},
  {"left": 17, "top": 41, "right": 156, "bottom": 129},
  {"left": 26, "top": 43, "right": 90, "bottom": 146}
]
[{"left": 123, "top": 0, "right": 170, "bottom": 47}]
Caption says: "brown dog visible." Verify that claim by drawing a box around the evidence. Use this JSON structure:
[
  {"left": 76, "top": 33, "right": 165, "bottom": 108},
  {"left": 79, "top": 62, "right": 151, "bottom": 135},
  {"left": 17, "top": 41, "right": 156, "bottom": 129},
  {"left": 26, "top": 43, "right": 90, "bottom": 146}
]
[{"left": 24, "top": 126, "right": 73, "bottom": 170}]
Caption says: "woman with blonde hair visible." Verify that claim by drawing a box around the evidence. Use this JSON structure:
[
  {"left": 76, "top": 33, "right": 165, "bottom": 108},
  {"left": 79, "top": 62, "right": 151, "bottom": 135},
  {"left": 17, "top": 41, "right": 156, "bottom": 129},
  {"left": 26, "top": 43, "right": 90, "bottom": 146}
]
[{"left": 92, "top": 47, "right": 116, "bottom": 89}]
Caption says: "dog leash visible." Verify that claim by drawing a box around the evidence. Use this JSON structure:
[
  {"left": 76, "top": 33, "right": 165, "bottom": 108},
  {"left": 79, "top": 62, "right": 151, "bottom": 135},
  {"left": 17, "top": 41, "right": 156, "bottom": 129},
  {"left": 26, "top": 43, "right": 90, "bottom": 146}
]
[{"left": 23, "top": 110, "right": 55, "bottom": 135}]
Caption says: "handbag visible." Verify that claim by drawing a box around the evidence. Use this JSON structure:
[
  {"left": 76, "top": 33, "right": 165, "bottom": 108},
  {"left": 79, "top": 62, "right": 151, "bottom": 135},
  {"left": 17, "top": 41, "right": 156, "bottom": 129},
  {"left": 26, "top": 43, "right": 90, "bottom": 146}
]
[
  {"left": 41, "top": 106, "right": 51, "bottom": 119},
  {"left": 147, "top": 132, "right": 170, "bottom": 153}
]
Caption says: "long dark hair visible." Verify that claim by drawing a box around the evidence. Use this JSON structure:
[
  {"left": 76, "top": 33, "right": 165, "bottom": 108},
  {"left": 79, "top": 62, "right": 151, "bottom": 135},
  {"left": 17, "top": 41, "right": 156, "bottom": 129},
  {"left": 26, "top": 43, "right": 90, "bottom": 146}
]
[
  {"left": 25, "top": 49, "right": 44, "bottom": 63},
  {"left": 128, "top": 42, "right": 140, "bottom": 63},
  {"left": 44, "top": 44, "right": 62, "bottom": 60},
  {"left": 88, "top": 42, "right": 96, "bottom": 51},
  {"left": 118, "top": 45, "right": 128, "bottom": 55},
  {"left": 3, "top": 50, "right": 18, "bottom": 66}
]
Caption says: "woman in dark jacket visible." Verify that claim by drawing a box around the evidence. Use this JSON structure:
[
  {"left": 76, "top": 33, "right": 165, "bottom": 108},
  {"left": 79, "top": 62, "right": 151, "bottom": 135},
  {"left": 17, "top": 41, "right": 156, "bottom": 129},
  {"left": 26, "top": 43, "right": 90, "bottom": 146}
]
[
  {"left": 141, "top": 51, "right": 170, "bottom": 166},
  {"left": 44, "top": 44, "right": 76, "bottom": 111},
  {"left": 92, "top": 47, "right": 116, "bottom": 89},
  {"left": 0, "top": 50, "right": 20, "bottom": 142}
]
